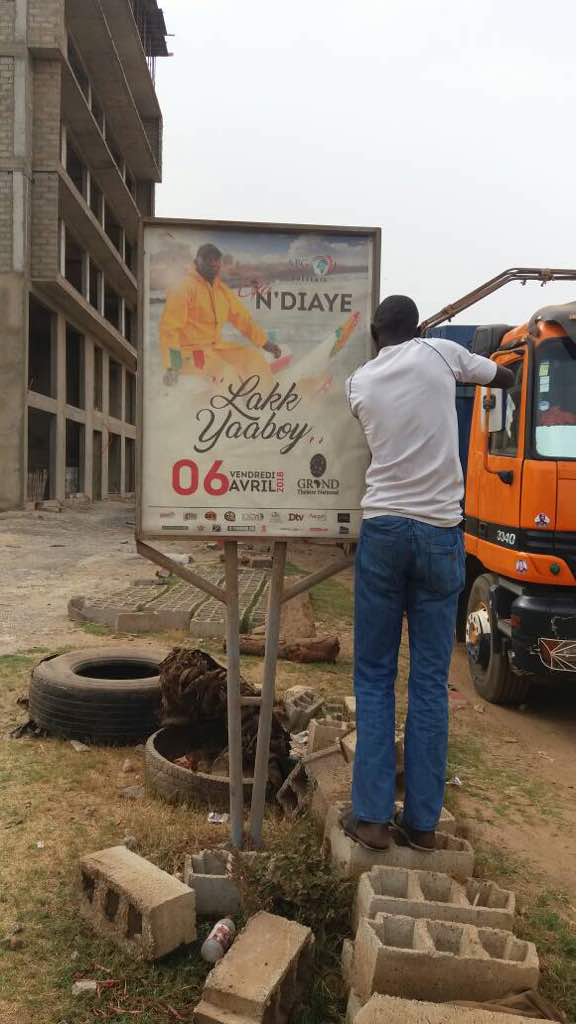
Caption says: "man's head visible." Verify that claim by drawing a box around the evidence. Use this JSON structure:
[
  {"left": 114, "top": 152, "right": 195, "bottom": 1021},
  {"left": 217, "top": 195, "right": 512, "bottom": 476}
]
[
  {"left": 195, "top": 243, "right": 223, "bottom": 283},
  {"left": 371, "top": 295, "right": 419, "bottom": 349}
]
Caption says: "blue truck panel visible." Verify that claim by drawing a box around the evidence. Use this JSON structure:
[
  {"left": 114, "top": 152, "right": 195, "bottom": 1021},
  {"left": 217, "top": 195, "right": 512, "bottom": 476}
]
[{"left": 426, "top": 325, "right": 478, "bottom": 478}]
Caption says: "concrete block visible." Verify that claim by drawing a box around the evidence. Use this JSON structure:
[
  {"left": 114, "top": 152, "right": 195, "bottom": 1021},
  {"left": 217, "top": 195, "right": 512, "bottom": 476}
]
[
  {"left": 344, "top": 696, "right": 356, "bottom": 720},
  {"left": 194, "top": 911, "right": 314, "bottom": 1023},
  {"left": 350, "top": 994, "right": 539, "bottom": 1024},
  {"left": 325, "top": 805, "right": 474, "bottom": 881},
  {"left": 305, "top": 746, "right": 353, "bottom": 824},
  {"left": 308, "top": 717, "right": 354, "bottom": 753},
  {"left": 79, "top": 846, "right": 196, "bottom": 960},
  {"left": 349, "top": 913, "right": 539, "bottom": 1006},
  {"left": 282, "top": 685, "right": 324, "bottom": 731},
  {"left": 184, "top": 850, "right": 241, "bottom": 918},
  {"left": 340, "top": 730, "right": 404, "bottom": 777},
  {"left": 354, "top": 866, "right": 515, "bottom": 932},
  {"left": 184, "top": 850, "right": 266, "bottom": 918},
  {"left": 276, "top": 759, "right": 310, "bottom": 818}
]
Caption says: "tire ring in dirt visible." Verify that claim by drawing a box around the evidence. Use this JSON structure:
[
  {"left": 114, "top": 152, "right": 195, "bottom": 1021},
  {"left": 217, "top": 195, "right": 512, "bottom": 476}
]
[
  {"left": 145, "top": 727, "right": 254, "bottom": 811},
  {"left": 29, "top": 646, "right": 167, "bottom": 744}
]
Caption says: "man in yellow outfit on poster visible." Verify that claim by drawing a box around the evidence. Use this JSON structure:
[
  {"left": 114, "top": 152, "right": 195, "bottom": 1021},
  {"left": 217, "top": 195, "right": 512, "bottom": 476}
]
[{"left": 159, "top": 244, "right": 281, "bottom": 388}]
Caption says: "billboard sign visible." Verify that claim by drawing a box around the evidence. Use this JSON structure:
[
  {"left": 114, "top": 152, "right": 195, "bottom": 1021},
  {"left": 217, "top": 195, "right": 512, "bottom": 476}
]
[{"left": 138, "top": 220, "right": 380, "bottom": 541}]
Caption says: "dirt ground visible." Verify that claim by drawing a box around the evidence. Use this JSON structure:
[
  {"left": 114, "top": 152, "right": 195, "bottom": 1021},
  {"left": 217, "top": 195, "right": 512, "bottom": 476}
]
[{"left": 0, "top": 502, "right": 574, "bottom": 1022}]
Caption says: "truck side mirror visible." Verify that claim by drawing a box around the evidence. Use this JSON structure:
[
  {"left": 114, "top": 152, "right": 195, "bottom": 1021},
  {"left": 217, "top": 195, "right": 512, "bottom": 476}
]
[{"left": 481, "top": 388, "right": 505, "bottom": 433}]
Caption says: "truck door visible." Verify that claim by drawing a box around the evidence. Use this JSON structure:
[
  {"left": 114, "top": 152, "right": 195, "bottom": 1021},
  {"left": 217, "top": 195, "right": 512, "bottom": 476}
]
[{"left": 476, "top": 349, "right": 526, "bottom": 559}]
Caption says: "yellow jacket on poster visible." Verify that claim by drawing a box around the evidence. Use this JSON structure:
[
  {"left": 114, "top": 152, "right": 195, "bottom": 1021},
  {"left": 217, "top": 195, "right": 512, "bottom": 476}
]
[{"left": 160, "top": 269, "right": 267, "bottom": 367}]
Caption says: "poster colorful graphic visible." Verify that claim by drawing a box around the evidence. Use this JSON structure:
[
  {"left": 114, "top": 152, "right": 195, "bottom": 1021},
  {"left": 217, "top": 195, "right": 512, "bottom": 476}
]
[{"left": 138, "top": 220, "right": 380, "bottom": 540}]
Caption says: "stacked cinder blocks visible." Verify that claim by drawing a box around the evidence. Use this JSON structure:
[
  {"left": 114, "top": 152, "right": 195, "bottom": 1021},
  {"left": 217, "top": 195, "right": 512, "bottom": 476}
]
[
  {"left": 79, "top": 846, "right": 196, "bottom": 960},
  {"left": 347, "top": 913, "right": 539, "bottom": 1006},
  {"left": 308, "top": 717, "right": 354, "bottom": 753},
  {"left": 353, "top": 866, "right": 515, "bottom": 932},
  {"left": 194, "top": 911, "right": 314, "bottom": 1024}
]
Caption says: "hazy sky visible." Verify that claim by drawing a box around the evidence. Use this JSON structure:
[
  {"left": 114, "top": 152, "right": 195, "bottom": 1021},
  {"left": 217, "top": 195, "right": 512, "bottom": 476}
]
[{"left": 154, "top": 0, "right": 575, "bottom": 325}]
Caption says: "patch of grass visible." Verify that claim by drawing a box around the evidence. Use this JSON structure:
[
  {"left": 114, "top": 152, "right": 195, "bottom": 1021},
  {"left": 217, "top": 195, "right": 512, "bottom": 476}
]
[
  {"left": 78, "top": 621, "right": 115, "bottom": 636},
  {"left": 236, "top": 817, "right": 353, "bottom": 1022},
  {"left": 518, "top": 890, "right": 576, "bottom": 1019},
  {"left": 310, "top": 578, "right": 353, "bottom": 622},
  {"left": 285, "top": 561, "right": 306, "bottom": 576},
  {"left": 447, "top": 731, "right": 560, "bottom": 822}
]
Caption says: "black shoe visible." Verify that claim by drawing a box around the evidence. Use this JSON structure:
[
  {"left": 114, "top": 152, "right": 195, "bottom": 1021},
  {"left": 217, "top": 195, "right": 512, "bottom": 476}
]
[{"left": 392, "top": 809, "right": 435, "bottom": 852}]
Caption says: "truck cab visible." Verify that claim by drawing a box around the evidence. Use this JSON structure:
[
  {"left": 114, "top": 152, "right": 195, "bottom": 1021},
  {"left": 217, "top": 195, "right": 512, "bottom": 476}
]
[{"left": 462, "top": 302, "right": 575, "bottom": 703}]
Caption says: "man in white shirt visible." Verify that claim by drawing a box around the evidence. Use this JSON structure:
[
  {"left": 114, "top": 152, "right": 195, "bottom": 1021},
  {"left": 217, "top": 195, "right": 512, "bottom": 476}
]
[{"left": 343, "top": 295, "right": 514, "bottom": 852}]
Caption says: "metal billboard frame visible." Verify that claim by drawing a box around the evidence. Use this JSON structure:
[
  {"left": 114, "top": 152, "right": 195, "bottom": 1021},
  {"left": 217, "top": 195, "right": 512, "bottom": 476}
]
[{"left": 136, "top": 217, "right": 380, "bottom": 848}]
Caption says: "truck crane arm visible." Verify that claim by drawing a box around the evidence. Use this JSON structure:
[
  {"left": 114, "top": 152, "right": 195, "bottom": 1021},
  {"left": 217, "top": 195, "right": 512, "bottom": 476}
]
[{"left": 419, "top": 267, "right": 576, "bottom": 335}]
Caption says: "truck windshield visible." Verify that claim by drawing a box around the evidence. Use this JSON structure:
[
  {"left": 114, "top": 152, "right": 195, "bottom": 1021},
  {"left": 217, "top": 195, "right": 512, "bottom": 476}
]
[{"left": 533, "top": 337, "right": 576, "bottom": 459}]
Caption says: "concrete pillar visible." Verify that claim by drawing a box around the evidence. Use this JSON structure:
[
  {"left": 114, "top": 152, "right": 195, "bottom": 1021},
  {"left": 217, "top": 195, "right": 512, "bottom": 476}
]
[
  {"left": 54, "top": 312, "right": 66, "bottom": 500},
  {"left": 84, "top": 336, "right": 94, "bottom": 498},
  {"left": 61, "top": 124, "right": 67, "bottom": 167},
  {"left": 101, "top": 350, "right": 110, "bottom": 496},
  {"left": 59, "top": 220, "right": 66, "bottom": 276},
  {"left": 119, "top": 368, "right": 126, "bottom": 494}
]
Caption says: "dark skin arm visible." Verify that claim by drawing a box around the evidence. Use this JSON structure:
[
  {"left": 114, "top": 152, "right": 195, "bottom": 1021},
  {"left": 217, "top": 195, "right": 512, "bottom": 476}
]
[{"left": 492, "top": 365, "right": 515, "bottom": 388}]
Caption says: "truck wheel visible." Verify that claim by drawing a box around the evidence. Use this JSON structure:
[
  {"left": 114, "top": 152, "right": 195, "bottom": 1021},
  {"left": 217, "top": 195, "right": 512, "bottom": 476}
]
[{"left": 466, "top": 574, "right": 530, "bottom": 705}]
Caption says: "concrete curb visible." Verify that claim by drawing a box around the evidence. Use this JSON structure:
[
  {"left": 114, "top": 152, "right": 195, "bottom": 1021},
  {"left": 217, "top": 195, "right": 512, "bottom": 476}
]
[{"left": 349, "top": 994, "right": 541, "bottom": 1023}]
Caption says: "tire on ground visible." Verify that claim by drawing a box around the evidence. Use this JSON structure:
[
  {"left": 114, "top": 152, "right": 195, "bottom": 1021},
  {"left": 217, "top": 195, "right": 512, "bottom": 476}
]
[
  {"left": 29, "top": 646, "right": 167, "bottom": 744},
  {"left": 466, "top": 574, "right": 530, "bottom": 705},
  {"left": 145, "top": 727, "right": 254, "bottom": 809}
]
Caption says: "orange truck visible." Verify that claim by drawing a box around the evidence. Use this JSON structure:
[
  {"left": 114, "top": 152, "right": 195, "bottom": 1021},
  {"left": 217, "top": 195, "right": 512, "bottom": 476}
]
[{"left": 422, "top": 269, "right": 576, "bottom": 704}]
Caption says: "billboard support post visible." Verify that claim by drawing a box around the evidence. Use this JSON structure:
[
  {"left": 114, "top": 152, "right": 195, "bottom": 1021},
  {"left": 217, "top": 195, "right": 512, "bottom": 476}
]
[
  {"left": 248, "top": 540, "right": 287, "bottom": 847},
  {"left": 223, "top": 540, "right": 245, "bottom": 849}
]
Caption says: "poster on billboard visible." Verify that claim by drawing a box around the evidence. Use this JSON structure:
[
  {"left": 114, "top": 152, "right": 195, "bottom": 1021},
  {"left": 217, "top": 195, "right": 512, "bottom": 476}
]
[{"left": 138, "top": 219, "right": 380, "bottom": 542}]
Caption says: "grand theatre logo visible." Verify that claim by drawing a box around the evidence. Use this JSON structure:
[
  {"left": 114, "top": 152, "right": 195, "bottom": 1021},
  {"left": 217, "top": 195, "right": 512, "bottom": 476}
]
[{"left": 297, "top": 454, "right": 339, "bottom": 497}]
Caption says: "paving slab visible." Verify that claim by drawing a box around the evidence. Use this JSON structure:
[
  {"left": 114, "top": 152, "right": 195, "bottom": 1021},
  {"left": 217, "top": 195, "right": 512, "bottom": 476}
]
[
  {"left": 349, "top": 994, "right": 540, "bottom": 1024},
  {"left": 79, "top": 845, "right": 196, "bottom": 960},
  {"left": 190, "top": 569, "right": 267, "bottom": 638},
  {"left": 349, "top": 913, "right": 538, "bottom": 1006},
  {"left": 325, "top": 805, "right": 474, "bottom": 881},
  {"left": 194, "top": 911, "right": 314, "bottom": 1023},
  {"left": 354, "top": 866, "right": 515, "bottom": 931}
]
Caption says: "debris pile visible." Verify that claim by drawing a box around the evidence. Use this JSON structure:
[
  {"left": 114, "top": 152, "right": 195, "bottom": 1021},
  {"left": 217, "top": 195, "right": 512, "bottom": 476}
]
[{"left": 158, "top": 648, "right": 291, "bottom": 790}]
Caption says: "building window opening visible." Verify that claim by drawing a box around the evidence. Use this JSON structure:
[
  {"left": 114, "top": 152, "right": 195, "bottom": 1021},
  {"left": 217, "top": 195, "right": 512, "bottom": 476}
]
[
  {"left": 67, "top": 37, "right": 89, "bottom": 99},
  {"left": 125, "top": 437, "right": 135, "bottom": 493},
  {"left": 90, "top": 180, "right": 104, "bottom": 223},
  {"left": 89, "top": 261, "right": 101, "bottom": 312},
  {"left": 28, "top": 297, "right": 55, "bottom": 397},
  {"left": 125, "top": 239, "right": 135, "bottom": 272},
  {"left": 126, "top": 372, "right": 136, "bottom": 424},
  {"left": 109, "top": 359, "right": 122, "bottom": 419},
  {"left": 124, "top": 306, "right": 135, "bottom": 346},
  {"left": 64, "top": 231, "right": 84, "bottom": 293},
  {"left": 93, "top": 430, "right": 102, "bottom": 500},
  {"left": 104, "top": 205, "right": 123, "bottom": 253},
  {"left": 94, "top": 346, "right": 103, "bottom": 411},
  {"left": 27, "top": 408, "right": 55, "bottom": 501},
  {"left": 104, "top": 284, "right": 121, "bottom": 330},
  {"left": 65, "top": 419, "right": 85, "bottom": 495},
  {"left": 91, "top": 91, "right": 104, "bottom": 133},
  {"left": 66, "top": 326, "right": 85, "bottom": 409},
  {"left": 108, "top": 432, "right": 122, "bottom": 494},
  {"left": 66, "top": 142, "right": 86, "bottom": 198}
]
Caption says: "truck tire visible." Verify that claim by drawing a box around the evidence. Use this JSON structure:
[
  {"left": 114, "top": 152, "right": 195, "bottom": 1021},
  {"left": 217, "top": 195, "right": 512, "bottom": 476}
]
[
  {"left": 145, "top": 727, "right": 254, "bottom": 809},
  {"left": 466, "top": 574, "right": 530, "bottom": 705},
  {"left": 29, "top": 646, "right": 167, "bottom": 744}
]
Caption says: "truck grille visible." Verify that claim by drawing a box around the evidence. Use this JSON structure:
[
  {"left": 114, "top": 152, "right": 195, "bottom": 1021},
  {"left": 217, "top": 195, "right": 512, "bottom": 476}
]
[{"left": 524, "top": 531, "right": 575, "bottom": 577}]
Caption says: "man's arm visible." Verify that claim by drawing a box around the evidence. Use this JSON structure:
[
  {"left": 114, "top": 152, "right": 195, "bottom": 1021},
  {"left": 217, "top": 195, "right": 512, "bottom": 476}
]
[{"left": 492, "top": 364, "right": 515, "bottom": 389}]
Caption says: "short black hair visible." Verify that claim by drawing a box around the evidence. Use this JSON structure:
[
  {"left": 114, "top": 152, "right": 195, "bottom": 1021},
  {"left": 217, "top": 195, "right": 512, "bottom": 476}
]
[
  {"left": 372, "top": 295, "right": 419, "bottom": 338},
  {"left": 196, "top": 243, "right": 222, "bottom": 261}
]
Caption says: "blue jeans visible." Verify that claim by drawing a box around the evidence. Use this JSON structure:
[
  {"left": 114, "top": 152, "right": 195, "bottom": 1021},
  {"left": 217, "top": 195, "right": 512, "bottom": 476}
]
[{"left": 352, "top": 515, "right": 465, "bottom": 830}]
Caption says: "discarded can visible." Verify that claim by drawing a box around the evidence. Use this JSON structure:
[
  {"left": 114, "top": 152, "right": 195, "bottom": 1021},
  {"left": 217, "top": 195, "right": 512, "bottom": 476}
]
[{"left": 201, "top": 918, "right": 236, "bottom": 963}]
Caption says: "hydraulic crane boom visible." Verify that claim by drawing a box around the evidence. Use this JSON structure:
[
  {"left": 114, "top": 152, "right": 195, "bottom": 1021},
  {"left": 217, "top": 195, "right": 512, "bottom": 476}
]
[{"left": 419, "top": 267, "right": 576, "bottom": 334}]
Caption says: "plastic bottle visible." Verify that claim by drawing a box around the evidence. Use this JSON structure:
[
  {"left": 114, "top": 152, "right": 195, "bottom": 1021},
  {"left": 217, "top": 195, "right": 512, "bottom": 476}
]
[{"left": 201, "top": 918, "right": 236, "bottom": 963}]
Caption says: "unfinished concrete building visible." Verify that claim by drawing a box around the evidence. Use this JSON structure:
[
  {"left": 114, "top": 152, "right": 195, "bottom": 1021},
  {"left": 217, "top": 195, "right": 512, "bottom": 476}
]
[{"left": 0, "top": 0, "right": 169, "bottom": 509}]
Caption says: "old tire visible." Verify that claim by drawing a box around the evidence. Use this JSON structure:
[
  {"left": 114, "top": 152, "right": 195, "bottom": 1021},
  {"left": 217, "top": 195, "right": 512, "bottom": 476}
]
[
  {"left": 466, "top": 575, "right": 529, "bottom": 705},
  {"left": 145, "top": 727, "right": 254, "bottom": 809},
  {"left": 29, "top": 646, "right": 167, "bottom": 744}
]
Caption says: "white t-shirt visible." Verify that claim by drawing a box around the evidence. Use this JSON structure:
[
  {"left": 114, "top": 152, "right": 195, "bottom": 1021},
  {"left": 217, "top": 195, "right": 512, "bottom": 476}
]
[{"left": 346, "top": 338, "right": 497, "bottom": 527}]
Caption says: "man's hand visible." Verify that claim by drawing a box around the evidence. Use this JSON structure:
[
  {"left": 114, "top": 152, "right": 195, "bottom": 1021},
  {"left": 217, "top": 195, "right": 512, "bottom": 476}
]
[
  {"left": 493, "top": 365, "right": 515, "bottom": 389},
  {"left": 264, "top": 338, "right": 282, "bottom": 359}
]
